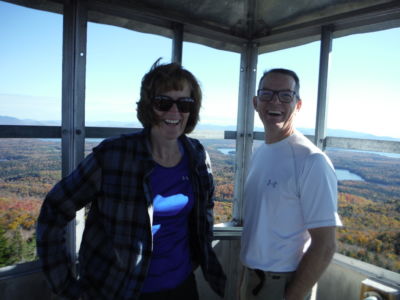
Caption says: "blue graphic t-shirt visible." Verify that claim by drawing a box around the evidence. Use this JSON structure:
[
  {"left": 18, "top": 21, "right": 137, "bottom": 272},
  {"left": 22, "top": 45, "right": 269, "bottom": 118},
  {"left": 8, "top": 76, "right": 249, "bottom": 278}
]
[{"left": 141, "top": 150, "right": 194, "bottom": 293}]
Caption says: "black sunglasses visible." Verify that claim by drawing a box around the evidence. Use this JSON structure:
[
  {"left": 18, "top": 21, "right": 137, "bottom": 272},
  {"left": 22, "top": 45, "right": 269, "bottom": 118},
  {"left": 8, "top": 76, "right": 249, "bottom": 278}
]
[{"left": 153, "top": 95, "right": 194, "bottom": 113}]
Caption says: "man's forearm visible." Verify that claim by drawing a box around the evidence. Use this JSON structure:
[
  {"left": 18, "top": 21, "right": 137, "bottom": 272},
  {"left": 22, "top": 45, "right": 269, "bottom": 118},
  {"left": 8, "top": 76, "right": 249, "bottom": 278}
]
[{"left": 285, "top": 227, "right": 337, "bottom": 300}]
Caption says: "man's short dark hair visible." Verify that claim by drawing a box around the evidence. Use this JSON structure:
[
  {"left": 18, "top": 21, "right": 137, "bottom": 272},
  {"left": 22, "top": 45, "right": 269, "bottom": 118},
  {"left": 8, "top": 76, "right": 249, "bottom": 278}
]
[
  {"left": 259, "top": 68, "right": 301, "bottom": 99},
  {"left": 137, "top": 59, "right": 202, "bottom": 134}
]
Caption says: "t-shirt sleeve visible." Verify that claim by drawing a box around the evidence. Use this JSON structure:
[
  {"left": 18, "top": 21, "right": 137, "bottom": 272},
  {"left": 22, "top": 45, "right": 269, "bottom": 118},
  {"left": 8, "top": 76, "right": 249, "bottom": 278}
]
[{"left": 299, "top": 153, "right": 342, "bottom": 229}]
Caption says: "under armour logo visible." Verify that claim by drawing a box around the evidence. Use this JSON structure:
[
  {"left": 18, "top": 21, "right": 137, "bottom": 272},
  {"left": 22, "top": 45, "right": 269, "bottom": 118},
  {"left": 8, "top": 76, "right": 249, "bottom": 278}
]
[
  {"left": 182, "top": 176, "right": 189, "bottom": 181},
  {"left": 266, "top": 179, "right": 278, "bottom": 188}
]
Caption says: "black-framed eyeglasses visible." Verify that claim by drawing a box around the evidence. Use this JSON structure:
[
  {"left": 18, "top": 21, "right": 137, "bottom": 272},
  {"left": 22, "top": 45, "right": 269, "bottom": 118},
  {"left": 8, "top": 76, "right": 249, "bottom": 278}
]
[
  {"left": 152, "top": 95, "right": 194, "bottom": 113},
  {"left": 257, "top": 89, "right": 297, "bottom": 103}
]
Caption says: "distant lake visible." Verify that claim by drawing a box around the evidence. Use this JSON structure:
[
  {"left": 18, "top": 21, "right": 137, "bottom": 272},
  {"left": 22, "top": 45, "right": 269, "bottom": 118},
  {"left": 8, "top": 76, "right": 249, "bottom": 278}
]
[
  {"left": 357, "top": 150, "right": 400, "bottom": 159},
  {"left": 217, "top": 148, "right": 364, "bottom": 181},
  {"left": 328, "top": 148, "right": 400, "bottom": 159},
  {"left": 218, "top": 148, "right": 236, "bottom": 155},
  {"left": 335, "top": 169, "right": 364, "bottom": 181}
]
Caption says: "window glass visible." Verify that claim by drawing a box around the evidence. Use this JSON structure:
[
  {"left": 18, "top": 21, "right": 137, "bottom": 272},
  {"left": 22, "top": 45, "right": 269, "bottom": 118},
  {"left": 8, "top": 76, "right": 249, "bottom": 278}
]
[
  {"left": 327, "top": 147, "right": 400, "bottom": 273},
  {"left": 183, "top": 42, "right": 240, "bottom": 134},
  {"left": 0, "top": 139, "right": 61, "bottom": 266},
  {"left": 85, "top": 22, "right": 172, "bottom": 128},
  {"left": 183, "top": 42, "right": 240, "bottom": 223},
  {"left": 0, "top": 1, "right": 62, "bottom": 126},
  {"left": 0, "top": 1, "right": 62, "bottom": 266},
  {"left": 328, "top": 28, "right": 400, "bottom": 273},
  {"left": 329, "top": 28, "right": 400, "bottom": 139}
]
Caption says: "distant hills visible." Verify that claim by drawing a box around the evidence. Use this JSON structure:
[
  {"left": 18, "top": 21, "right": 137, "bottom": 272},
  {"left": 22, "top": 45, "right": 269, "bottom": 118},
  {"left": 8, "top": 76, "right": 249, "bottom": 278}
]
[
  {"left": 1, "top": 115, "right": 399, "bottom": 141},
  {"left": 0, "top": 115, "right": 59, "bottom": 126},
  {"left": 0, "top": 115, "right": 137, "bottom": 128},
  {"left": 296, "top": 127, "right": 400, "bottom": 141}
]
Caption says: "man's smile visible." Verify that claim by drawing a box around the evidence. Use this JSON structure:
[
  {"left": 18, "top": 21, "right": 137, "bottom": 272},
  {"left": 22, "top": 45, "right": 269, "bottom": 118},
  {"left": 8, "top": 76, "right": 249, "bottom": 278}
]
[{"left": 267, "top": 110, "right": 283, "bottom": 116}]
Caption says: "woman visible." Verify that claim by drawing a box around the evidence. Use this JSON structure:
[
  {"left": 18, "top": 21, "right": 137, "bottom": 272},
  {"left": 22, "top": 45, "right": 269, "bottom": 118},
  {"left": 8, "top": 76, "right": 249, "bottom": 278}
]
[{"left": 36, "top": 60, "right": 226, "bottom": 299}]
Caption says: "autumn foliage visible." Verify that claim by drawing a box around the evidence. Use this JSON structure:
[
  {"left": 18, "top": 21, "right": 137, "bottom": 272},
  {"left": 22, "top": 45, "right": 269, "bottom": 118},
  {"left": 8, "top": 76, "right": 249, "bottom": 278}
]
[{"left": 0, "top": 138, "right": 399, "bottom": 273}]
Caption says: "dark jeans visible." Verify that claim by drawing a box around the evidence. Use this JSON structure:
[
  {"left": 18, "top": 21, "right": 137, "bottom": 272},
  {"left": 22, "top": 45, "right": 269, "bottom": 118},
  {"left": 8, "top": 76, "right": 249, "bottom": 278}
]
[{"left": 139, "top": 273, "right": 199, "bottom": 300}]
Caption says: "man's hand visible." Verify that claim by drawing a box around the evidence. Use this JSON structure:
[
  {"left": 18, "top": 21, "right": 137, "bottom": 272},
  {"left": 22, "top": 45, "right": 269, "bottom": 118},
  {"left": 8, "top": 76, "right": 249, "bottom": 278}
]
[{"left": 284, "top": 226, "right": 337, "bottom": 300}]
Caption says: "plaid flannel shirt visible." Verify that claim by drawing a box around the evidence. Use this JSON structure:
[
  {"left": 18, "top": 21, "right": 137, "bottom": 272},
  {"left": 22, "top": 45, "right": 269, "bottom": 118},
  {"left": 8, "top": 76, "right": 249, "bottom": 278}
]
[{"left": 36, "top": 128, "right": 226, "bottom": 299}]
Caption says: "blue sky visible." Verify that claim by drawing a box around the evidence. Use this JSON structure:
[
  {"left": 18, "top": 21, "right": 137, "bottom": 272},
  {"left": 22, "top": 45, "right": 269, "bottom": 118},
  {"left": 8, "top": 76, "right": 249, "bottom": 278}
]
[{"left": 1, "top": 1, "right": 400, "bottom": 138}]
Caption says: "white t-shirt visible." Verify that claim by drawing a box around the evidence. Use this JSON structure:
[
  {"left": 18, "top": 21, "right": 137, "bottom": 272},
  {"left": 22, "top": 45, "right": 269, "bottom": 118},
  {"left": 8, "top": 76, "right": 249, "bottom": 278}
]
[{"left": 240, "top": 131, "right": 342, "bottom": 272}]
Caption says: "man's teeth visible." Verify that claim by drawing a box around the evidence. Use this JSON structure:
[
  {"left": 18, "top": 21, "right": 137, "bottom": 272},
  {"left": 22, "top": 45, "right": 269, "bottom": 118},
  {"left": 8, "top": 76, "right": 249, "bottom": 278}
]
[
  {"left": 164, "top": 119, "right": 179, "bottom": 124},
  {"left": 268, "top": 111, "right": 282, "bottom": 116}
]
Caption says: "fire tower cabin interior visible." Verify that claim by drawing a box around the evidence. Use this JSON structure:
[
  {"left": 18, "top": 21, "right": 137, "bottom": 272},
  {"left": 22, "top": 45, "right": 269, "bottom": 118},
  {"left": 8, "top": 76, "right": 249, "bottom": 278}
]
[{"left": 0, "top": 0, "right": 400, "bottom": 299}]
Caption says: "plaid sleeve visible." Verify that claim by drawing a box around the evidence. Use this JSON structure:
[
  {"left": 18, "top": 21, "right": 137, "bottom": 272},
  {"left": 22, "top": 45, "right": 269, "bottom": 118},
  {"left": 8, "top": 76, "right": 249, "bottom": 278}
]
[
  {"left": 203, "top": 150, "right": 227, "bottom": 297},
  {"left": 36, "top": 152, "right": 102, "bottom": 299},
  {"left": 184, "top": 137, "right": 227, "bottom": 297},
  {"left": 204, "top": 150, "right": 216, "bottom": 243}
]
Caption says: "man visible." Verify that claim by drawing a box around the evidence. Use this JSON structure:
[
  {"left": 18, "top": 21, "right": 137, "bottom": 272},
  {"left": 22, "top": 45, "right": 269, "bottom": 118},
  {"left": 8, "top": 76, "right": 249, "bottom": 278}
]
[{"left": 239, "top": 68, "right": 342, "bottom": 300}]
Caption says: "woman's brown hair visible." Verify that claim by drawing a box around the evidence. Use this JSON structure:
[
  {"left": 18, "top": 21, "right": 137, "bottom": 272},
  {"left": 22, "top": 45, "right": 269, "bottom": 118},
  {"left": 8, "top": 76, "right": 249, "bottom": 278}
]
[{"left": 137, "top": 59, "right": 202, "bottom": 134}]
